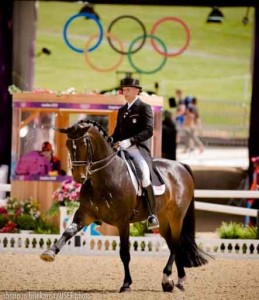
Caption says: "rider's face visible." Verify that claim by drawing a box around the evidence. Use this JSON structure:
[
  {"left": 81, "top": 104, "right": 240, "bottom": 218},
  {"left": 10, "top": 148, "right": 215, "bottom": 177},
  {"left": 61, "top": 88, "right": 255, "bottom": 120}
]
[{"left": 122, "top": 87, "right": 140, "bottom": 102}]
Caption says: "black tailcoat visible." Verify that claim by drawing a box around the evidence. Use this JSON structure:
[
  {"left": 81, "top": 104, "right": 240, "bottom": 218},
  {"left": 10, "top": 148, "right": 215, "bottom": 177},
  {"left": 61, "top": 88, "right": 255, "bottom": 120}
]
[
  {"left": 111, "top": 98, "right": 162, "bottom": 186},
  {"left": 112, "top": 98, "right": 153, "bottom": 154}
]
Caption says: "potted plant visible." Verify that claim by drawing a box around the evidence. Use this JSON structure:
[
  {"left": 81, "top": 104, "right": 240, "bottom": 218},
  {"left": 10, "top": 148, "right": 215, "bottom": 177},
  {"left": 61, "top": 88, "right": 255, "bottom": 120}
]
[
  {"left": 48, "top": 179, "right": 82, "bottom": 233},
  {"left": 49, "top": 179, "right": 81, "bottom": 215}
]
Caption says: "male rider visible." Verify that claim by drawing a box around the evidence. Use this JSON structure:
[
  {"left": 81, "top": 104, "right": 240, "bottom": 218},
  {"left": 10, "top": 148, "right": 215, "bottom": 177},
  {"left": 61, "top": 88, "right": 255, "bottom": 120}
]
[{"left": 111, "top": 77, "right": 159, "bottom": 230}]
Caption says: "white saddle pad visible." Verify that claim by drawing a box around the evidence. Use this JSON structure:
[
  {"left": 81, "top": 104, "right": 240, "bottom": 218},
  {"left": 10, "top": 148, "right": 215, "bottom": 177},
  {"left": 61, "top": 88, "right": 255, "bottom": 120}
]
[{"left": 122, "top": 153, "right": 165, "bottom": 196}]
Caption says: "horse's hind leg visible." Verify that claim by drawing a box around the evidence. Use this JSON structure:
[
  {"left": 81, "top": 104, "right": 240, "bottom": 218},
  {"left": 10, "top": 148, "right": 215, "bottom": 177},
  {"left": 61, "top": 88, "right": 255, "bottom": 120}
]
[
  {"left": 161, "top": 228, "right": 175, "bottom": 292},
  {"left": 175, "top": 258, "right": 186, "bottom": 291},
  {"left": 161, "top": 216, "right": 186, "bottom": 292},
  {"left": 40, "top": 207, "right": 91, "bottom": 262}
]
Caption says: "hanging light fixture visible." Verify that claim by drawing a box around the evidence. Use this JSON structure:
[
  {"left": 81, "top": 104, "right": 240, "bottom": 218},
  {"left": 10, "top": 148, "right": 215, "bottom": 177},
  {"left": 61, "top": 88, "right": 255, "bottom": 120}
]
[
  {"left": 242, "top": 7, "right": 250, "bottom": 25},
  {"left": 206, "top": 6, "right": 224, "bottom": 23},
  {"left": 79, "top": 2, "right": 100, "bottom": 20}
]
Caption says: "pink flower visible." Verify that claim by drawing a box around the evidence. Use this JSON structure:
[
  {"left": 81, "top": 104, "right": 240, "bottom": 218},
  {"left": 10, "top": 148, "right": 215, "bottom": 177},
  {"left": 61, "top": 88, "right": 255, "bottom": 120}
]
[
  {"left": 52, "top": 180, "right": 81, "bottom": 203},
  {"left": 0, "top": 207, "right": 8, "bottom": 215}
]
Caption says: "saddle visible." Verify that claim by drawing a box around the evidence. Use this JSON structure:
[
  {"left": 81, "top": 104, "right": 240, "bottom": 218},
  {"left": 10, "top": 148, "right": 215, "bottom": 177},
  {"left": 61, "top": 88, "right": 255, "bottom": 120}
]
[{"left": 118, "top": 150, "right": 165, "bottom": 196}]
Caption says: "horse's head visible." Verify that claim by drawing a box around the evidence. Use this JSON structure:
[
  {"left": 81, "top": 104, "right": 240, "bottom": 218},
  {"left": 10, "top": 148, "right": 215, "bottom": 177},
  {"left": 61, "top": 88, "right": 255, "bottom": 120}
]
[{"left": 54, "top": 120, "right": 114, "bottom": 183}]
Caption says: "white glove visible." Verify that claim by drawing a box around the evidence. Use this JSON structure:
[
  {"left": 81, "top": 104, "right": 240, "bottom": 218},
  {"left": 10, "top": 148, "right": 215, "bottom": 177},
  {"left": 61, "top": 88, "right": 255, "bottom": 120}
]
[{"left": 119, "top": 139, "right": 131, "bottom": 149}]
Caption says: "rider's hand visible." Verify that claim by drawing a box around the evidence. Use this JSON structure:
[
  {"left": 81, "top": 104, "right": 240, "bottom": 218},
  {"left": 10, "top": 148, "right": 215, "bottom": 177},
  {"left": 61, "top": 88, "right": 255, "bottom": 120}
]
[
  {"left": 113, "top": 142, "right": 120, "bottom": 150},
  {"left": 119, "top": 139, "right": 131, "bottom": 149}
]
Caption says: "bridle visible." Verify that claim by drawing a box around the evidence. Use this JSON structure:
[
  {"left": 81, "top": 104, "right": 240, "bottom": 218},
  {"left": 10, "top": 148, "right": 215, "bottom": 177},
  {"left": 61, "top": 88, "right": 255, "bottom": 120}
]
[{"left": 68, "top": 133, "right": 117, "bottom": 176}]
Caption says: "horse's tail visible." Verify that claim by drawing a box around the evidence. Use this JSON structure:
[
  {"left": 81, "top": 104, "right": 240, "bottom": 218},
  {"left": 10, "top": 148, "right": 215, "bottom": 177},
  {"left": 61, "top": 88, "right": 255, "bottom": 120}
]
[{"left": 180, "top": 163, "right": 212, "bottom": 267}]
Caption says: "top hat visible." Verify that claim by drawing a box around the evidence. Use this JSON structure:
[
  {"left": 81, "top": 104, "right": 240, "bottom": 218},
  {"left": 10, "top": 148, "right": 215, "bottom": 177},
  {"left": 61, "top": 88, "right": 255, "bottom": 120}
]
[{"left": 120, "top": 78, "right": 142, "bottom": 90}]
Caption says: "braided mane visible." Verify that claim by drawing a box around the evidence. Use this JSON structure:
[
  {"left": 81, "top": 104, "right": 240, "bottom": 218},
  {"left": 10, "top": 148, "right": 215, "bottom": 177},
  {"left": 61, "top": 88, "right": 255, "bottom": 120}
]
[{"left": 78, "top": 119, "right": 113, "bottom": 145}]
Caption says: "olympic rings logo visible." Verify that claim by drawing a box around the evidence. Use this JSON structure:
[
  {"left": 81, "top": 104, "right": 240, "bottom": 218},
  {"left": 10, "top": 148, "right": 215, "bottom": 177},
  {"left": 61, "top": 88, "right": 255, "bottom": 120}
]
[{"left": 63, "top": 13, "right": 191, "bottom": 74}]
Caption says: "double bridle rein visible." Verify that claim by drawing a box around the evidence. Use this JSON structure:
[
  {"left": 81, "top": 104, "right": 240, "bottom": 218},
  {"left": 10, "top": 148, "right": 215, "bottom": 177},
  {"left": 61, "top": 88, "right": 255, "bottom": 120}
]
[{"left": 68, "top": 133, "right": 117, "bottom": 176}]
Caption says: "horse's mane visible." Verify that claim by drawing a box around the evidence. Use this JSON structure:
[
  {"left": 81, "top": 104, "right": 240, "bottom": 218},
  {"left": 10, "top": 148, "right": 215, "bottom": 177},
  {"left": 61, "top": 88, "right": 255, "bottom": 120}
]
[{"left": 78, "top": 119, "right": 113, "bottom": 146}]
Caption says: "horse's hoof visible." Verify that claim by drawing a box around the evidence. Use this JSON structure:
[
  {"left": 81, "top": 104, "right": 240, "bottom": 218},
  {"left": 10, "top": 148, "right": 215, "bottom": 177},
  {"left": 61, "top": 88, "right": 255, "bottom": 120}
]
[
  {"left": 40, "top": 249, "right": 56, "bottom": 262},
  {"left": 176, "top": 283, "right": 185, "bottom": 291},
  {"left": 162, "top": 281, "right": 174, "bottom": 292},
  {"left": 119, "top": 286, "right": 131, "bottom": 293}
]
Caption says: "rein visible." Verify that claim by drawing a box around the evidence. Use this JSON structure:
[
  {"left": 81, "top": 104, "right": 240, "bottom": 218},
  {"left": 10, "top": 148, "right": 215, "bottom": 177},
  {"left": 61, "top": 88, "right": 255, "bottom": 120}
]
[{"left": 68, "top": 133, "right": 117, "bottom": 175}]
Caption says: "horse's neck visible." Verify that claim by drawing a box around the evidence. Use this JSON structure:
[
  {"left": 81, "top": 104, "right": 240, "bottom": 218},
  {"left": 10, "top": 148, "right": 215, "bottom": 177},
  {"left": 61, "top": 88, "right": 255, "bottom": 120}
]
[{"left": 90, "top": 131, "right": 113, "bottom": 160}]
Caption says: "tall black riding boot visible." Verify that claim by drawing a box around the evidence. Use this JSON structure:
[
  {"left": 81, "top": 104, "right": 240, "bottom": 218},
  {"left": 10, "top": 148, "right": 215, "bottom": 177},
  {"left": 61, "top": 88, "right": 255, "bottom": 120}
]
[{"left": 143, "top": 185, "right": 159, "bottom": 230}]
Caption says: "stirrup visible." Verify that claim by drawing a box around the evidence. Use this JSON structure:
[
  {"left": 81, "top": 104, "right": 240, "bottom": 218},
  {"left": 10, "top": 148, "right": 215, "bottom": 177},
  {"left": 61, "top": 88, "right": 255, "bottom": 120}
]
[{"left": 147, "top": 214, "right": 159, "bottom": 230}]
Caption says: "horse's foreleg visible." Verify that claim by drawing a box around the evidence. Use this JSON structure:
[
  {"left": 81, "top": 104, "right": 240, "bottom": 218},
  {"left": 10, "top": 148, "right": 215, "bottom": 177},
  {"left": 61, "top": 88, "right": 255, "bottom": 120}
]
[
  {"left": 40, "top": 208, "right": 89, "bottom": 262},
  {"left": 118, "top": 225, "right": 132, "bottom": 293}
]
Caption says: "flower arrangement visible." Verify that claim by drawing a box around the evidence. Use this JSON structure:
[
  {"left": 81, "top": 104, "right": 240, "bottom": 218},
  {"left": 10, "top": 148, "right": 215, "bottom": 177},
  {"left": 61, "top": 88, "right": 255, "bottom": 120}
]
[
  {"left": 0, "top": 197, "right": 40, "bottom": 233},
  {"left": 0, "top": 197, "right": 58, "bottom": 234},
  {"left": 49, "top": 179, "right": 82, "bottom": 215},
  {"left": 52, "top": 179, "right": 81, "bottom": 203}
]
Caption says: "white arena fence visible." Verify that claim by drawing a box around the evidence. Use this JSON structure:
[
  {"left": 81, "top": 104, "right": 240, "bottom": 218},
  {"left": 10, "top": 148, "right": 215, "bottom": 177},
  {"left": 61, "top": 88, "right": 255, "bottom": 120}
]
[
  {"left": 0, "top": 233, "right": 258, "bottom": 259},
  {"left": 0, "top": 183, "right": 11, "bottom": 192}
]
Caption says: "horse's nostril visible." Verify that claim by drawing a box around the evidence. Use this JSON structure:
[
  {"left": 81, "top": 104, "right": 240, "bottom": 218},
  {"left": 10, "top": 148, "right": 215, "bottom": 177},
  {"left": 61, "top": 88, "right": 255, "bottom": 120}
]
[{"left": 80, "top": 176, "right": 86, "bottom": 183}]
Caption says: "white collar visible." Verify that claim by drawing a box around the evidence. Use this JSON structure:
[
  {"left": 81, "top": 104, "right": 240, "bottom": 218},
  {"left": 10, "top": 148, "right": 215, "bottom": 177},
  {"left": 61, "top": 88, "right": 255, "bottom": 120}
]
[{"left": 127, "top": 97, "right": 138, "bottom": 109}]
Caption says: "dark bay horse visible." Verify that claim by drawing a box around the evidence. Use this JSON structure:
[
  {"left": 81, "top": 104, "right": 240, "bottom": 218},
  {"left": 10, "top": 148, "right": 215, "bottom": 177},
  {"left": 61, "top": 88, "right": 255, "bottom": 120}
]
[{"left": 40, "top": 120, "right": 209, "bottom": 292}]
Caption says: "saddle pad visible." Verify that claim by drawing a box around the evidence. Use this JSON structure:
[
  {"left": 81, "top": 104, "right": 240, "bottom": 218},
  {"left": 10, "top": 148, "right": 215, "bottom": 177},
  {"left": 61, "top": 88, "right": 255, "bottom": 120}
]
[{"left": 120, "top": 151, "right": 165, "bottom": 196}]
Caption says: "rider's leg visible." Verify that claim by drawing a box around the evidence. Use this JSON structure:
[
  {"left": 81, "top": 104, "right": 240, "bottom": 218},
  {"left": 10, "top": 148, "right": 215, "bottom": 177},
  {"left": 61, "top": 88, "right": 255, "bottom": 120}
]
[
  {"left": 127, "top": 147, "right": 159, "bottom": 230},
  {"left": 142, "top": 184, "right": 159, "bottom": 229}
]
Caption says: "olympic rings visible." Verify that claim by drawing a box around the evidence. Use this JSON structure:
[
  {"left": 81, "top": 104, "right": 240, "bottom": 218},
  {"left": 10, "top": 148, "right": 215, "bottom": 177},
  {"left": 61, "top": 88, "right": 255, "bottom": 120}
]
[
  {"left": 107, "top": 15, "right": 147, "bottom": 55},
  {"left": 128, "top": 34, "right": 167, "bottom": 74},
  {"left": 63, "top": 14, "right": 191, "bottom": 73},
  {"left": 63, "top": 12, "right": 103, "bottom": 53},
  {"left": 150, "top": 16, "right": 190, "bottom": 57},
  {"left": 84, "top": 32, "right": 124, "bottom": 72}
]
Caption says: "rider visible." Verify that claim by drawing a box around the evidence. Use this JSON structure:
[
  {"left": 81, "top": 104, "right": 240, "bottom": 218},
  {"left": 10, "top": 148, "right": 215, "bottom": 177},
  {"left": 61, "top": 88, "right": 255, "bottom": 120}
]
[{"left": 111, "top": 77, "right": 159, "bottom": 230}]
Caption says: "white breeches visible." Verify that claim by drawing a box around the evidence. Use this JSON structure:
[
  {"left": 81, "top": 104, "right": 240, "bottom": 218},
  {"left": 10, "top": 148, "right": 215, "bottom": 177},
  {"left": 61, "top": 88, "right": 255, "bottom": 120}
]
[{"left": 126, "top": 146, "right": 151, "bottom": 187}]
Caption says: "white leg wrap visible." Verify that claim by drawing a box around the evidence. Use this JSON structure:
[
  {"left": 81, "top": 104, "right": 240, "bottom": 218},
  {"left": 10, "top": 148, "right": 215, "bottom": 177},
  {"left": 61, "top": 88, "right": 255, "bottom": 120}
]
[
  {"left": 177, "top": 275, "right": 186, "bottom": 286},
  {"left": 162, "top": 273, "right": 173, "bottom": 284}
]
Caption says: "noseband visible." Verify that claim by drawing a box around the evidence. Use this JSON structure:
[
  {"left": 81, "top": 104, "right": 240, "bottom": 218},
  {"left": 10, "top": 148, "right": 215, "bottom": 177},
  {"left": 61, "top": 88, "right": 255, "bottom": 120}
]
[{"left": 68, "top": 133, "right": 117, "bottom": 176}]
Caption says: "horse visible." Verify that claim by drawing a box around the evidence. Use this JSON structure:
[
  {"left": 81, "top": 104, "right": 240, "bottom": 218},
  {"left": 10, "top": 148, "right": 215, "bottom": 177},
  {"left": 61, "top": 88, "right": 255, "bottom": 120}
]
[{"left": 40, "top": 119, "right": 209, "bottom": 293}]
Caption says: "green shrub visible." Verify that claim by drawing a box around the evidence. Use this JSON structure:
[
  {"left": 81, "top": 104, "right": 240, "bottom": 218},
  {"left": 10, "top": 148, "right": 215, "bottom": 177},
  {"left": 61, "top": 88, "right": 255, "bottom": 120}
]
[
  {"left": 34, "top": 217, "right": 59, "bottom": 234},
  {"left": 130, "top": 221, "right": 148, "bottom": 236},
  {"left": 15, "top": 214, "right": 37, "bottom": 231},
  {"left": 217, "top": 222, "right": 258, "bottom": 239}
]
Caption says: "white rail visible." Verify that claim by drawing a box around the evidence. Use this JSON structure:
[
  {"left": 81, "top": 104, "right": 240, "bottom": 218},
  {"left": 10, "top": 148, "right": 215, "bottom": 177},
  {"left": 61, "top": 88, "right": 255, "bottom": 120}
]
[
  {"left": 0, "top": 183, "right": 11, "bottom": 192},
  {"left": 195, "top": 190, "right": 259, "bottom": 199},
  {"left": 195, "top": 201, "right": 257, "bottom": 217},
  {"left": 194, "top": 189, "right": 259, "bottom": 219}
]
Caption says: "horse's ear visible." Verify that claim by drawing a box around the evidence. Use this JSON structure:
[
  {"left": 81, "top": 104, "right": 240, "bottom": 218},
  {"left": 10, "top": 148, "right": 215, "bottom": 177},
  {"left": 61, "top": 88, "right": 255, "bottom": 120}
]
[{"left": 53, "top": 127, "right": 68, "bottom": 134}]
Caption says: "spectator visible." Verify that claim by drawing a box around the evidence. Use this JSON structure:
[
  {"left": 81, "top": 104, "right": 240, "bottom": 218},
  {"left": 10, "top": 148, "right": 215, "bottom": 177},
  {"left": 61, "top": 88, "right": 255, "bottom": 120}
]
[
  {"left": 190, "top": 97, "right": 203, "bottom": 132},
  {"left": 182, "top": 106, "right": 205, "bottom": 154},
  {"left": 162, "top": 110, "right": 177, "bottom": 160},
  {"left": 41, "top": 142, "right": 65, "bottom": 175},
  {"left": 174, "top": 89, "right": 186, "bottom": 144},
  {"left": 246, "top": 156, "right": 259, "bottom": 226},
  {"left": 15, "top": 141, "right": 65, "bottom": 176}
]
